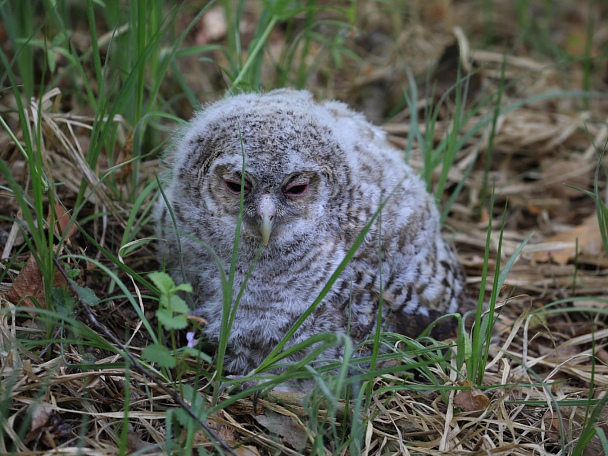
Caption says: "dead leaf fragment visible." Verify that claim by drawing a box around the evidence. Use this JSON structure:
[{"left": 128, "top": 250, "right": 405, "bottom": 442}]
[
  {"left": 30, "top": 403, "right": 54, "bottom": 432},
  {"left": 7, "top": 253, "right": 67, "bottom": 308},
  {"left": 534, "top": 214, "right": 605, "bottom": 265},
  {"left": 115, "top": 133, "right": 133, "bottom": 184},
  {"left": 49, "top": 203, "right": 78, "bottom": 240},
  {"left": 196, "top": 7, "right": 227, "bottom": 44},
  {"left": 254, "top": 408, "right": 307, "bottom": 450},
  {"left": 539, "top": 156, "right": 592, "bottom": 201},
  {"left": 20, "top": 404, "right": 72, "bottom": 447},
  {"left": 234, "top": 445, "right": 261, "bottom": 456},
  {"left": 454, "top": 382, "right": 490, "bottom": 415},
  {"left": 126, "top": 432, "right": 154, "bottom": 454}
]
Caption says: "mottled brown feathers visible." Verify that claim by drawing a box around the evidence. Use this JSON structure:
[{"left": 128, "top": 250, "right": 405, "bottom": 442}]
[{"left": 155, "top": 89, "right": 465, "bottom": 374}]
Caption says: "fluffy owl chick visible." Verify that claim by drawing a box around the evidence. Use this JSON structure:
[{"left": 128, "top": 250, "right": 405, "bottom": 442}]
[{"left": 155, "top": 89, "right": 465, "bottom": 374}]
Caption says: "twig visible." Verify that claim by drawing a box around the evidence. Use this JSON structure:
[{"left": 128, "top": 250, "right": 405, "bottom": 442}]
[{"left": 52, "top": 255, "right": 237, "bottom": 456}]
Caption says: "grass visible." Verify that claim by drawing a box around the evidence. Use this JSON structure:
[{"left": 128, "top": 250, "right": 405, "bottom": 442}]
[{"left": 1, "top": 0, "right": 608, "bottom": 454}]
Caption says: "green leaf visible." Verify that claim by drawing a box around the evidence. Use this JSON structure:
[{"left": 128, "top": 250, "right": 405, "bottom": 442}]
[
  {"left": 142, "top": 343, "right": 176, "bottom": 368},
  {"left": 73, "top": 284, "right": 101, "bottom": 307},
  {"left": 173, "top": 283, "right": 193, "bottom": 293},
  {"left": 167, "top": 295, "right": 190, "bottom": 314},
  {"left": 180, "top": 347, "right": 213, "bottom": 363},
  {"left": 148, "top": 271, "right": 175, "bottom": 293},
  {"left": 173, "top": 408, "right": 195, "bottom": 428},
  {"left": 157, "top": 309, "right": 189, "bottom": 330},
  {"left": 173, "top": 383, "right": 207, "bottom": 427},
  {"left": 52, "top": 287, "right": 74, "bottom": 316},
  {"left": 66, "top": 266, "right": 80, "bottom": 279}
]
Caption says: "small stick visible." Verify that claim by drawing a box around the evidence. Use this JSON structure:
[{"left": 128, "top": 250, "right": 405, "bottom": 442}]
[{"left": 52, "top": 255, "right": 237, "bottom": 456}]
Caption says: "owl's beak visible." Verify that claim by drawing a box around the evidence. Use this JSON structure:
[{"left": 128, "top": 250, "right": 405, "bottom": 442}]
[{"left": 258, "top": 194, "right": 275, "bottom": 246}]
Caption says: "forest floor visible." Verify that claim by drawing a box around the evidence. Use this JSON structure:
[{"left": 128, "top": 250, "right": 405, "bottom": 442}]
[{"left": 1, "top": 1, "right": 608, "bottom": 454}]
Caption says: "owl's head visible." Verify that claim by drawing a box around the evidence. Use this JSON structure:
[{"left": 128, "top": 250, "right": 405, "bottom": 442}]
[{"left": 169, "top": 90, "right": 355, "bottom": 251}]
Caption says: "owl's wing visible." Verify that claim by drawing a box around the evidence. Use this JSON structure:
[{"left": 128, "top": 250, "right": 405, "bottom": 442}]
[{"left": 344, "top": 186, "right": 465, "bottom": 341}]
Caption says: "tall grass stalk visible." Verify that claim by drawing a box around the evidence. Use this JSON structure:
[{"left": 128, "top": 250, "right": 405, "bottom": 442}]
[
  {"left": 468, "top": 191, "right": 533, "bottom": 385},
  {"left": 405, "top": 63, "right": 485, "bottom": 220},
  {"left": 592, "top": 145, "right": 608, "bottom": 255},
  {"left": 0, "top": 1, "right": 35, "bottom": 97},
  {"left": 0, "top": 57, "right": 58, "bottom": 331}
]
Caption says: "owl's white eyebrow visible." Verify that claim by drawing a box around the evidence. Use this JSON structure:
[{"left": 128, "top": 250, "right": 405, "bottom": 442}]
[
  {"left": 221, "top": 170, "right": 255, "bottom": 183},
  {"left": 283, "top": 172, "right": 315, "bottom": 183}
]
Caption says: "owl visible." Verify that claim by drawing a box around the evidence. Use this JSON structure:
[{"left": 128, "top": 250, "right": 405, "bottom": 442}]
[{"left": 155, "top": 89, "right": 465, "bottom": 375}]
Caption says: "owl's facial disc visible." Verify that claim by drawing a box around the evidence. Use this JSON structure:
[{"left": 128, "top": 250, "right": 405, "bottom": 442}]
[
  {"left": 258, "top": 194, "right": 275, "bottom": 246},
  {"left": 213, "top": 162, "right": 320, "bottom": 247}
]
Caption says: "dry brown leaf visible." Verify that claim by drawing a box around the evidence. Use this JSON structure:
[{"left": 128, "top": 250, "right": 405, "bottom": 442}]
[
  {"left": 539, "top": 156, "right": 592, "bottom": 201},
  {"left": 196, "top": 7, "right": 227, "bottom": 44},
  {"left": 538, "top": 343, "right": 581, "bottom": 359},
  {"left": 564, "top": 26, "right": 601, "bottom": 59},
  {"left": 188, "top": 410, "right": 245, "bottom": 452},
  {"left": 126, "top": 432, "right": 154, "bottom": 454},
  {"left": 115, "top": 133, "right": 134, "bottom": 184},
  {"left": 49, "top": 203, "right": 78, "bottom": 240},
  {"left": 29, "top": 403, "right": 54, "bottom": 432},
  {"left": 7, "top": 253, "right": 67, "bottom": 308},
  {"left": 454, "top": 382, "right": 490, "bottom": 415},
  {"left": 234, "top": 445, "right": 262, "bottom": 456},
  {"left": 543, "top": 409, "right": 566, "bottom": 440},
  {"left": 21, "top": 403, "right": 72, "bottom": 447},
  {"left": 534, "top": 214, "right": 605, "bottom": 265},
  {"left": 254, "top": 408, "right": 307, "bottom": 450}
]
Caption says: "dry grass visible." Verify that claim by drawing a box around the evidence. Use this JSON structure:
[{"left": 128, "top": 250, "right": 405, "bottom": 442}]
[{"left": 1, "top": 1, "right": 608, "bottom": 454}]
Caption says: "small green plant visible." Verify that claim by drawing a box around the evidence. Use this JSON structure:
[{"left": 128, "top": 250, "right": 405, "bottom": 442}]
[
  {"left": 142, "top": 272, "right": 194, "bottom": 370},
  {"left": 149, "top": 271, "right": 191, "bottom": 331},
  {"left": 466, "top": 191, "right": 533, "bottom": 386}
]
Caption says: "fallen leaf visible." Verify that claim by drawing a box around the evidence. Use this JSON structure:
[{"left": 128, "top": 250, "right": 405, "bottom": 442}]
[
  {"left": 454, "top": 382, "right": 490, "bottom": 415},
  {"left": 234, "top": 445, "right": 261, "bottom": 456},
  {"left": 539, "top": 156, "right": 592, "bottom": 201},
  {"left": 7, "top": 253, "right": 67, "bottom": 309},
  {"left": 20, "top": 403, "right": 71, "bottom": 447},
  {"left": 115, "top": 133, "right": 133, "bottom": 184},
  {"left": 49, "top": 203, "right": 78, "bottom": 240},
  {"left": 534, "top": 214, "right": 605, "bottom": 265},
  {"left": 254, "top": 408, "right": 307, "bottom": 450},
  {"left": 126, "top": 432, "right": 154, "bottom": 454},
  {"left": 543, "top": 409, "right": 567, "bottom": 440},
  {"left": 30, "top": 403, "right": 54, "bottom": 432},
  {"left": 188, "top": 410, "right": 241, "bottom": 451},
  {"left": 195, "top": 7, "right": 227, "bottom": 45}
]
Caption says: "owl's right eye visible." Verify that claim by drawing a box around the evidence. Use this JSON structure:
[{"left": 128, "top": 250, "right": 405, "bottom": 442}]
[{"left": 224, "top": 179, "right": 251, "bottom": 195}]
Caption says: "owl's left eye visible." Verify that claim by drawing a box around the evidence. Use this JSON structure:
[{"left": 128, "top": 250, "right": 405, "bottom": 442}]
[
  {"left": 224, "top": 179, "right": 251, "bottom": 195},
  {"left": 283, "top": 179, "right": 309, "bottom": 197}
]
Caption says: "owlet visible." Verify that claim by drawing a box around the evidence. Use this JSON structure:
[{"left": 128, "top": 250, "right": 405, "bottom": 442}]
[{"left": 155, "top": 89, "right": 465, "bottom": 374}]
